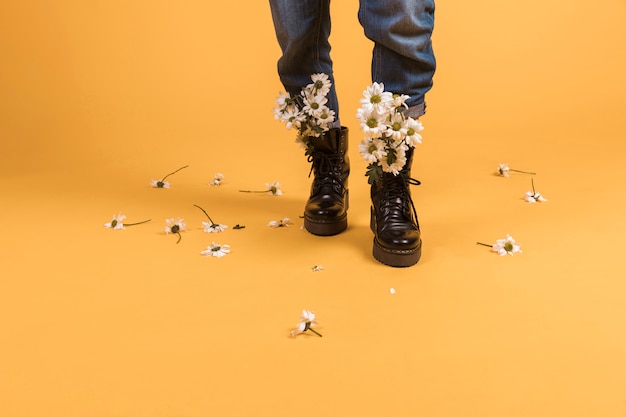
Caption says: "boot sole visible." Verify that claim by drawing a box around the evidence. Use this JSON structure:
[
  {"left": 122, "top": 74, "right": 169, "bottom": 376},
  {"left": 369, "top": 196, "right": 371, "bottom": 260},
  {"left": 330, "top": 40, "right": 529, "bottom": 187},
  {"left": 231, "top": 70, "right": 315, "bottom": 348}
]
[
  {"left": 372, "top": 237, "right": 422, "bottom": 267},
  {"left": 304, "top": 214, "right": 348, "bottom": 236}
]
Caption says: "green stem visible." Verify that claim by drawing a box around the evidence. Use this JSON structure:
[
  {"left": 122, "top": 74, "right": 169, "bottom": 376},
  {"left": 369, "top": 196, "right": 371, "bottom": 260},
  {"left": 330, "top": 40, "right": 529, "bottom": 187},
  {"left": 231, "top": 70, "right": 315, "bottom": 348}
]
[
  {"left": 123, "top": 219, "right": 151, "bottom": 227},
  {"left": 476, "top": 242, "right": 493, "bottom": 248},
  {"left": 238, "top": 190, "right": 267, "bottom": 193},
  {"left": 531, "top": 178, "right": 536, "bottom": 194},
  {"left": 193, "top": 204, "right": 214, "bottom": 224},
  {"left": 308, "top": 328, "right": 323, "bottom": 337},
  {"left": 176, "top": 232, "right": 182, "bottom": 244},
  {"left": 161, "top": 165, "right": 189, "bottom": 181}
]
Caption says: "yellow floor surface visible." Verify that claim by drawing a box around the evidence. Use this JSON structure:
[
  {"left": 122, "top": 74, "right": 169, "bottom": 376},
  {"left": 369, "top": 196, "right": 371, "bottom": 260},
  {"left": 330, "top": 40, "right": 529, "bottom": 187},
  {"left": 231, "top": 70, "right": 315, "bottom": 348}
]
[{"left": 2, "top": 1, "right": 626, "bottom": 416}]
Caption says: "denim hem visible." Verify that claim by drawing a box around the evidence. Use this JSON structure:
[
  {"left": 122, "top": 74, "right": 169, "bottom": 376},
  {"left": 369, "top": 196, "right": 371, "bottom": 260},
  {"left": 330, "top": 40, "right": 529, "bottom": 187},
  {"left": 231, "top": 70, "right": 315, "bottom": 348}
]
[{"left": 405, "top": 102, "right": 426, "bottom": 119}]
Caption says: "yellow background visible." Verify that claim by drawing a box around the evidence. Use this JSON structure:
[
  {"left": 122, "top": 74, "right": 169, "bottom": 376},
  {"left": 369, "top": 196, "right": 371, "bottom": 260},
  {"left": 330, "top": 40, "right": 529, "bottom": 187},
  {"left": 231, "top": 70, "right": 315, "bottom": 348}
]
[{"left": 2, "top": 1, "right": 626, "bottom": 416}]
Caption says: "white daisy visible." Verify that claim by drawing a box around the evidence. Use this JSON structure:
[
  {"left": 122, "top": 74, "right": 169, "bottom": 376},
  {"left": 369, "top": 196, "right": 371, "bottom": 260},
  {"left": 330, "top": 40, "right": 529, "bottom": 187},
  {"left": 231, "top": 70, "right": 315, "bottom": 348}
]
[
  {"left": 290, "top": 309, "right": 322, "bottom": 337},
  {"left": 525, "top": 191, "right": 548, "bottom": 203},
  {"left": 497, "top": 163, "right": 510, "bottom": 177},
  {"left": 267, "top": 217, "right": 292, "bottom": 228},
  {"left": 492, "top": 234, "right": 522, "bottom": 256},
  {"left": 387, "top": 112, "right": 408, "bottom": 142},
  {"left": 308, "top": 73, "right": 332, "bottom": 96},
  {"left": 525, "top": 179, "right": 547, "bottom": 203},
  {"left": 151, "top": 179, "right": 170, "bottom": 188},
  {"left": 358, "top": 137, "right": 387, "bottom": 165},
  {"left": 209, "top": 173, "right": 225, "bottom": 186},
  {"left": 164, "top": 218, "right": 186, "bottom": 243},
  {"left": 356, "top": 107, "right": 387, "bottom": 139},
  {"left": 265, "top": 182, "right": 283, "bottom": 196},
  {"left": 200, "top": 242, "right": 231, "bottom": 258},
  {"left": 497, "top": 163, "right": 536, "bottom": 177},
  {"left": 151, "top": 165, "right": 189, "bottom": 188},
  {"left": 302, "top": 93, "right": 328, "bottom": 118},
  {"left": 202, "top": 221, "right": 228, "bottom": 233},
  {"left": 380, "top": 143, "right": 408, "bottom": 175},
  {"left": 104, "top": 213, "right": 126, "bottom": 230},
  {"left": 404, "top": 117, "right": 424, "bottom": 146},
  {"left": 392, "top": 93, "right": 410, "bottom": 109},
  {"left": 360, "top": 82, "right": 394, "bottom": 114}
]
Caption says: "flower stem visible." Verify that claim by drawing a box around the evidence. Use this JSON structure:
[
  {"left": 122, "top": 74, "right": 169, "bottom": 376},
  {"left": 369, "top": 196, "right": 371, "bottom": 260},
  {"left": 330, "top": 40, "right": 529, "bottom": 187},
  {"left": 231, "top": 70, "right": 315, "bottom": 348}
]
[
  {"left": 161, "top": 165, "right": 189, "bottom": 181},
  {"left": 238, "top": 190, "right": 266, "bottom": 193},
  {"left": 308, "top": 328, "right": 323, "bottom": 337},
  {"left": 176, "top": 232, "right": 182, "bottom": 244},
  {"left": 123, "top": 219, "right": 151, "bottom": 227},
  {"left": 509, "top": 169, "right": 536, "bottom": 175},
  {"left": 193, "top": 204, "right": 214, "bottom": 224},
  {"left": 531, "top": 178, "right": 536, "bottom": 194},
  {"left": 476, "top": 242, "right": 493, "bottom": 248}
]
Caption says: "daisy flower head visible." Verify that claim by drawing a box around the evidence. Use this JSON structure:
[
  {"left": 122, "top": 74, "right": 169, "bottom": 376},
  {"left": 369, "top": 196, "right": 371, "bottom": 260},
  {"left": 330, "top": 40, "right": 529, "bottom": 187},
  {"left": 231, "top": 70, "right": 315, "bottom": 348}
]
[
  {"left": 290, "top": 309, "right": 322, "bottom": 337},
  {"left": 164, "top": 218, "right": 186, "bottom": 243},
  {"left": 280, "top": 106, "right": 306, "bottom": 131},
  {"left": 387, "top": 112, "right": 408, "bottom": 142},
  {"left": 404, "top": 117, "right": 424, "bottom": 146},
  {"left": 151, "top": 165, "right": 189, "bottom": 188},
  {"left": 200, "top": 242, "right": 231, "bottom": 258},
  {"left": 267, "top": 217, "right": 293, "bottom": 228},
  {"left": 497, "top": 163, "right": 510, "bottom": 177},
  {"left": 104, "top": 213, "right": 126, "bottom": 230},
  {"left": 357, "top": 107, "right": 387, "bottom": 139},
  {"left": 266, "top": 181, "right": 282, "bottom": 196},
  {"left": 360, "top": 82, "right": 394, "bottom": 114},
  {"left": 380, "top": 142, "right": 408, "bottom": 176},
  {"left": 209, "top": 173, "right": 225, "bottom": 186},
  {"left": 525, "top": 191, "right": 547, "bottom": 203},
  {"left": 308, "top": 73, "right": 332, "bottom": 97},
  {"left": 524, "top": 178, "right": 547, "bottom": 203},
  {"left": 392, "top": 93, "right": 410, "bottom": 109},
  {"left": 492, "top": 234, "right": 522, "bottom": 256},
  {"left": 497, "top": 163, "right": 536, "bottom": 177},
  {"left": 316, "top": 107, "right": 336, "bottom": 127},
  {"left": 358, "top": 137, "right": 387, "bottom": 165},
  {"left": 194, "top": 205, "right": 227, "bottom": 233},
  {"left": 274, "top": 90, "right": 291, "bottom": 110},
  {"left": 151, "top": 179, "right": 170, "bottom": 189},
  {"left": 202, "top": 221, "right": 228, "bottom": 233},
  {"left": 302, "top": 92, "right": 328, "bottom": 118}
]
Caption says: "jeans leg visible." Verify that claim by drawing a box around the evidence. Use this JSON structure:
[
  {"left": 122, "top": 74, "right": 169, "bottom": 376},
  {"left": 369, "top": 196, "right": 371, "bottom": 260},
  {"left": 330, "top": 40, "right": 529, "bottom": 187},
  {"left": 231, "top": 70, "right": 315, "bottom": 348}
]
[
  {"left": 269, "top": 0, "right": 340, "bottom": 123},
  {"left": 358, "top": 0, "right": 436, "bottom": 116}
]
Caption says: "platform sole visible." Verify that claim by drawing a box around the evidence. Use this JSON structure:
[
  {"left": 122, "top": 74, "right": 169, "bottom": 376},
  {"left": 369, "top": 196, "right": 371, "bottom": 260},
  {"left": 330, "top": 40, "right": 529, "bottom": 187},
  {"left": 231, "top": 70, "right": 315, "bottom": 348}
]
[
  {"left": 372, "top": 237, "right": 422, "bottom": 267},
  {"left": 304, "top": 214, "right": 348, "bottom": 236}
]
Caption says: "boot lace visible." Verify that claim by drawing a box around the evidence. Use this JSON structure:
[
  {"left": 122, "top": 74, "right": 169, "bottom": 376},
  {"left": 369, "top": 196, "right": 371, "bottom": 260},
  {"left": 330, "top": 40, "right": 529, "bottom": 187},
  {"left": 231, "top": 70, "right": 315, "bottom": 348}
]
[
  {"left": 380, "top": 172, "right": 421, "bottom": 223},
  {"left": 307, "top": 151, "right": 345, "bottom": 195}
]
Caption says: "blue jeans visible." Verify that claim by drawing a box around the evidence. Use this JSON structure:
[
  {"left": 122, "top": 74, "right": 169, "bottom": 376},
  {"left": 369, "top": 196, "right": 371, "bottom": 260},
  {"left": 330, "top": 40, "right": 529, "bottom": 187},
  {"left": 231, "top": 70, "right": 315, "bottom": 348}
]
[{"left": 269, "top": 0, "right": 436, "bottom": 124}]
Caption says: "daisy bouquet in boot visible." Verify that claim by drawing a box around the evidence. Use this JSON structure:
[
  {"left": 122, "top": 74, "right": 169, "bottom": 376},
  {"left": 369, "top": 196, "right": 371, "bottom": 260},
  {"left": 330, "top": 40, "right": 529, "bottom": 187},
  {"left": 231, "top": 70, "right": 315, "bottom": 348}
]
[
  {"left": 273, "top": 73, "right": 336, "bottom": 155},
  {"left": 357, "top": 82, "right": 424, "bottom": 183}
]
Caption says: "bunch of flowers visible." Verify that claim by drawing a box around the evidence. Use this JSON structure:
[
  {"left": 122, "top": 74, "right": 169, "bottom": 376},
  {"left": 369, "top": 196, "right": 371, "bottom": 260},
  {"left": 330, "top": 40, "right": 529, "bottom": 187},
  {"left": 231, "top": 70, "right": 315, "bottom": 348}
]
[
  {"left": 273, "top": 73, "right": 335, "bottom": 154},
  {"left": 357, "top": 82, "right": 424, "bottom": 184}
]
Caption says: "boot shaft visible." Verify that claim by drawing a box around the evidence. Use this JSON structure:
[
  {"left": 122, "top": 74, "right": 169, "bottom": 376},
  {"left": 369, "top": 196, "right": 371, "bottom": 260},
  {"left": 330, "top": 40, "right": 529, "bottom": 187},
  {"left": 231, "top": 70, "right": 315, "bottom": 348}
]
[{"left": 308, "top": 126, "right": 350, "bottom": 189}]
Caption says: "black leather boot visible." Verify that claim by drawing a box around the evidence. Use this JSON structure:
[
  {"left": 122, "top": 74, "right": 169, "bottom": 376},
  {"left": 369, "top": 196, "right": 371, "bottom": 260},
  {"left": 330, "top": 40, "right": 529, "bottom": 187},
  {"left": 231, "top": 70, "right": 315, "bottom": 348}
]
[
  {"left": 370, "top": 147, "right": 422, "bottom": 267},
  {"left": 304, "top": 127, "right": 349, "bottom": 236}
]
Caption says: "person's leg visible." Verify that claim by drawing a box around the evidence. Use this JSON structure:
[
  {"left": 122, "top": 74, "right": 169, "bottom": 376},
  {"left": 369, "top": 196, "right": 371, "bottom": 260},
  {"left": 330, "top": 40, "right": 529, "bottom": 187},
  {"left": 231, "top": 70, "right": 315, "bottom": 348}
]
[
  {"left": 359, "top": 0, "right": 436, "bottom": 266},
  {"left": 359, "top": 0, "right": 435, "bottom": 118},
  {"left": 269, "top": 0, "right": 349, "bottom": 236},
  {"left": 269, "top": 0, "right": 340, "bottom": 124}
]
